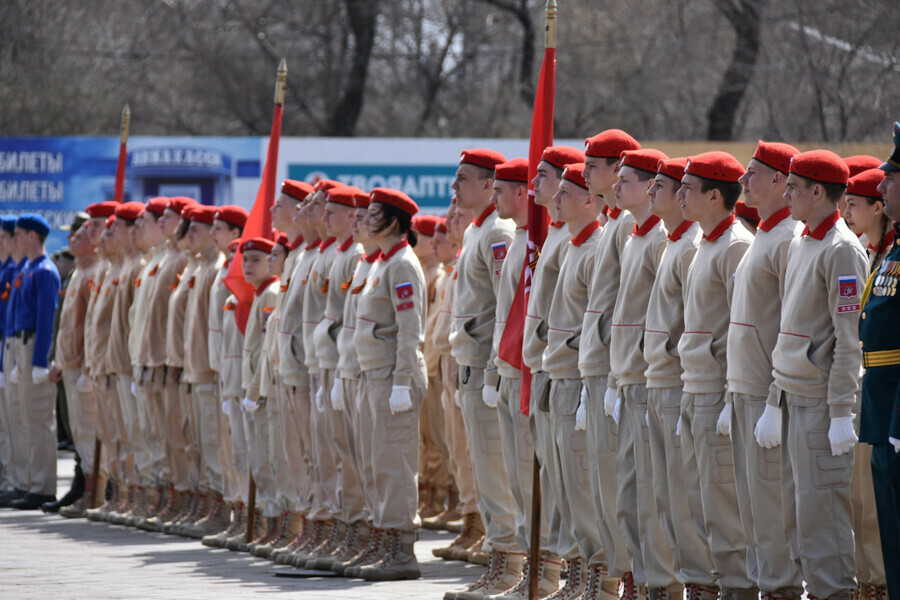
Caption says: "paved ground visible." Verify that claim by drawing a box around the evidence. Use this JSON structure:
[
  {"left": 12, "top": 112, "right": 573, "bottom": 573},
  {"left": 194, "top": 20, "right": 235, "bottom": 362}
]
[{"left": 0, "top": 452, "right": 481, "bottom": 599}]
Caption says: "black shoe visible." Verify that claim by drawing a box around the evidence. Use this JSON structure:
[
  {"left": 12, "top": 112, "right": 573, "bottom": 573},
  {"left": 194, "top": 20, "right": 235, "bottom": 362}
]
[
  {"left": 10, "top": 493, "right": 56, "bottom": 510},
  {"left": 0, "top": 489, "right": 27, "bottom": 508},
  {"left": 43, "top": 464, "right": 85, "bottom": 513}
]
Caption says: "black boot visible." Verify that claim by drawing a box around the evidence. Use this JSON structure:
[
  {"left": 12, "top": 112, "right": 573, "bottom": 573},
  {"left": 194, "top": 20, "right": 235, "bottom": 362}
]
[
  {"left": 0, "top": 488, "right": 27, "bottom": 508},
  {"left": 42, "top": 463, "right": 85, "bottom": 513}
]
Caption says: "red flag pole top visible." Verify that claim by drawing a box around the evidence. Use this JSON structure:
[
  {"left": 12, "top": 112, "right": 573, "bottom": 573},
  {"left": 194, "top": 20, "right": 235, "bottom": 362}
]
[
  {"left": 113, "top": 104, "right": 130, "bottom": 204},
  {"left": 497, "top": 0, "right": 556, "bottom": 416},
  {"left": 224, "top": 58, "right": 287, "bottom": 334}
]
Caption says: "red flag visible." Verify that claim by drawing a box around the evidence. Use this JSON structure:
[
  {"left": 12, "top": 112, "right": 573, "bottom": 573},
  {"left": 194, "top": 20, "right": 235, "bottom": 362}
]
[
  {"left": 497, "top": 46, "right": 556, "bottom": 416},
  {"left": 113, "top": 104, "right": 130, "bottom": 203},
  {"left": 224, "top": 102, "right": 282, "bottom": 334}
]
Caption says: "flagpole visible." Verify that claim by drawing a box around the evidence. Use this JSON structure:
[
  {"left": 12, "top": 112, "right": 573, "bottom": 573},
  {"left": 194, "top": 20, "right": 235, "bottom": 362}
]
[{"left": 113, "top": 104, "right": 130, "bottom": 203}]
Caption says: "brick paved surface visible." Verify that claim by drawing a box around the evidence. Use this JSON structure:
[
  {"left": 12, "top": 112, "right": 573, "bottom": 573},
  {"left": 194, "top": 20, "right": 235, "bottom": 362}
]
[{"left": 0, "top": 453, "right": 481, "bottom": 599}]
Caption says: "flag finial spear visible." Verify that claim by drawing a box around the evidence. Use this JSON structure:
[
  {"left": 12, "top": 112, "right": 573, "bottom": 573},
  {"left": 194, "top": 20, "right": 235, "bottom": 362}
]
[
  {"left": 120, "top": 104, "right": 131, "bottom": 145},
  {"left": 545, "top": 0, "right": 557, "bottom": 50},
  {"left": 274, "top": 58, "right": 287, "bottom": 105}
]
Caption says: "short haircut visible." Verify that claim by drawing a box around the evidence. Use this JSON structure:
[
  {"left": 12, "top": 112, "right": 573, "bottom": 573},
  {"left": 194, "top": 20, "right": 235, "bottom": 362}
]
[
  {"left": 699, "top": 178, "right": 743, "bottom": 211},
  {"left": 795, "top": 176, "right": 847, "bottom": 204}
]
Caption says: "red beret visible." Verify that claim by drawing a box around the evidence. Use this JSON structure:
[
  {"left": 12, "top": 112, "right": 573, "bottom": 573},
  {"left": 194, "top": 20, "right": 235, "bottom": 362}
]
[
  {"left": 734, "top": 200, "right": 760, "bottom": 224},
  {"left": 143, "top": 197, "right": 170, "bottom": 217},
  {"left": 105, "top": 215, "right": 116, "bottom": 229},
  {"left": 214, "top": 205, "right": 249, "bottom": 229},
  {"left": 789, "top": 149, "right": 850, "bottom": 186},
  {"left": 494, "top": 158, "right": 529, "bottom": 183},
  {"left": 657, "top": 157, "right": 688, "bottom": 182},
  {"left": 275, "top": 232, "right": 290, "bottom": 250},
  {"left": 86, "top": 201, "right": 118, "bottom": 218},
  {"left": 355, "top": 192, "right": 371, "bottom": 209},
  {"left": 752, "top": 141, "right": 799, "bottom": 174},
  {"left": 369, "top": 188, "right": 419, "bottom": 217},
  {"left": 584, "top": 129, "right": 640, "bottom": 159},
  {"left": 314, "top": 179, "right": 342, "bottom": 193},
  {"left": 241, "top": 237, "right": 275, "bottom": 254},
  {"left": 436, "top": 218, "right": 449, "bottom": 234},
  {"left": 326, "top": 185, "right": 363, "bottom": 208},
  {"left": 460, "top": 148, "right": 507, "bottom": 171},
  {"left": 282, "top": 179, "right": 315, "bottom": 202},
  {"left": 685, "top": 151, "right": 745, "bottom": 183},
  {"left": 412, "top": 215, "right": 442, "bottom": 237},
  {"left": 167, "top": 196, "right": 197, "bottom": 214},
  {"left": 846, "top": 168, "right": 885, "bottom": 199},
  {"left": 620, "top": 149, "right": 669, "bottom": 175},
  {"left": 114, "top": 201, "right": 145, "bottom": 221},
  {"left": 227, "top": 239, "right": 240, "bottom": 252},
  {"left": 541, "top": 145, "right": 585, "bottom": 171},
  {"left": 561, "top": 163, "right": 588, "bottom": 190},
  {"left": 188, "top": 205, "right": 216, "bottom": 225},
  {"left": 844, "top": 155, "right": 883, "bottom": 178}
]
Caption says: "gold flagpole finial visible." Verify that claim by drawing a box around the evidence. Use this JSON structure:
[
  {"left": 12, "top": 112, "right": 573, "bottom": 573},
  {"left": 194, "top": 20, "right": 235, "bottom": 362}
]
[
  {"left": 120, "top": 104, "right": 131, "bottom": 145},
  {"left": 274, "top": 58, "right": 288, "bottom": 105},
  {"left": 545, "top": 0, "right": 557, "bottom": 50}
]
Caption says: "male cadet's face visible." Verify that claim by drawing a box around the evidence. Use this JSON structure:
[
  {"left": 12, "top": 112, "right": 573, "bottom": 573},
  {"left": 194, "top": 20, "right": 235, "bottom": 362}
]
[
  {"left": 677, "top": 174, "right": 713, "bottom": 222},
  {"left": 492, "top": 180, "right": 523, "bottom": 220},
  {"left": 137, "top": 212, "right": 159, "bottom": 246},
  {"left": 738, "top": 159, "right": 778, "bottom": 209},
  {"left": 110, "top": 218, "right": 133, "bottom": 249},
  {"left": 12, "top": 228, "right": 28, "bottom": 255},
  {"left": 241, "top": 249, "right": 268, "bottom": 284},
  {"left": 323, "top": 202, "right": 354, "bottom": 239},
  {"left": 583, "top": 156, "right": 618, "bottom": 196},
  {"left": 432, "top": 229, "right": 455, "bottom": 264},
  {"left": 842, "top": 195, "right": 881, "bottom": 237},
  {"left": 0, "top": 230, "right": 11, "bottom": 255},
  {"left": 532, "top": 161, "right": 561, "bottom": 208},
  {"left": 612, "top": 165, "right": 650, "bottom": 212},
  {"left": 267, "top": 244, "right": 287, "bottom": 277},
  {"left": 878, "top": 171, "right": 900, "bottom": 221},
  {"left": 554, "top": 180, "right": 589, "bottom": 223},
  {"left": 83, "top": 218, "right": 103, "bottom": 247},
  {"left": 187, "top": 221, "right": 214, "bottom": 252},
  {"left": 102, "top": 226, "right": 121, "bottom": 254},
  {"left": 68, "top": 227, "right": 88, "bottom": 258},
  {"left": 649, "top": 175, "right": 679, "bottom": 217},
  {"left": 307, "top": 192, "right": 326, "bottom": 230},
  {"left": 413, "top": 233, "right": 435, "bottom": 262},
  {"left": 452, "top": 163, "right": 490, "bottom": 211},
  {"left": 351, "top": 208, "right": 368, "bottom": 243},
  {"left": 783, "top": 174, "right": 816, "bottom": 222},
  {"left": 211, "top": 219, "right": 237, "bottom": 252},
  {"left": 158, "top": 208, "right": 181, "bottom": 239},
  {"left": 272, "top": 194, "right": 296, "bottom": 232}
]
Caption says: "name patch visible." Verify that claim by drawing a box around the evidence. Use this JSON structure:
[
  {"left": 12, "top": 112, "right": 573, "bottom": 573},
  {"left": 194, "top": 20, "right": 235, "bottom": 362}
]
[{"left": 837, "top": 303, "right": 860, "bottom": 314}]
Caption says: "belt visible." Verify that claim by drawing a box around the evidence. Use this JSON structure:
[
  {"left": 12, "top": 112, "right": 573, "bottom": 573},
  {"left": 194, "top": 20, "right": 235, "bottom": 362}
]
[
  {"left": 863, "top": 349, "right": 900, "bottom": 368},
  {"left": 11, "top": 329, "right": 35, "bottom": 340}
]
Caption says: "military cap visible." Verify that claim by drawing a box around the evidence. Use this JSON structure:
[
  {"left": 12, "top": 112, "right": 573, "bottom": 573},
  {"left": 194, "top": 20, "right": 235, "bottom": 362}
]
[
  {"left": 241, "top": 237, "right": 275, "bottom": 254},
  {"left": 325, "top": 185, "right": 361, "bottom": 208},
  {"left": 789, "top": 150, "right": 849, "bottom": 186},
  {"left": 114, "top": 201, "right": 145, "bottom": 221},
  {"left": 412, "top": 215, "right": 442, "bottom": 237},
  {"left": 0, "top": 216, "right": 17, "bottom": 234},
  {"left": 214, "top": 205, "right": 249, "bottom": 229},
  {"left": 459, "top": 149, "right": 507, "bottom": 171},
  {"left": 85, "top": 202, "right": 118, "bottom": 219},
  {"left": 685, "top": 151, "right": 745, "bottom": 183},
  {"left": 620, "top": 149, "right": 669, "bottom": 175},
  {"left": 143, "top": 197, "right": 170, "bottom": 217},
  {"left": 657, "top": 157, "right": 688, "bottom": 182},
  {"left": 561, "top": 163, "right": 588, "bottom": 190},
  {"left": 166, "top": 196, "right": 197, "bottom": 214},
  {"left": 369, "top": 188, "right": 419, "bottom": 217},
  {"left": 844, "top": 155, "right": 882, "bottom": 177},
  {"left": 752, "top": 141, "right": 800, "bottom": 174},
  {"left": 16, "top": 214, "right": 51, "bottom": 236},
  {"left": 734, "top": 200, "right": 760, "bottom": 225},
  {"left": 846, "top": 168, "right": 885, "bottom": 199},
  {"left": 275, "top": 232, "right": 290, "bottom": 251},
  {"left": 188, "top": 205, "right": 217, "bottom": 225},
  {"left": 878, "top": 121, "right": 900, "bottom": 173},
  {"left": 584, "top": 129, "right": 640, "bottom": 159},
  {"left": 282, "top": 179, "right": 315, "bottom": 202},
  {"left": 436, "top": 218, "right": 449, "bottom": 234},
  {"left": 314, "top": 179, "right": 342, "bottom": 193},
  {"left": 541, "top": 146, "right": 585, "bottom": 171},
  {"left": 494, "top": 158, "right": 529, "bottom": 183}
]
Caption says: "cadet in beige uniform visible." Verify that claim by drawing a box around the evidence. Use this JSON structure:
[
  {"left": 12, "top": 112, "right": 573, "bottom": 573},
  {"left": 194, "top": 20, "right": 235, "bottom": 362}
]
[
  {"left": 609, "top": 149, "right": 679, "bottom": 600},
  {"left": 445, "top": 148, "right": 520, "bottom": 600},
  {"left": 643, "top": 158, "right": 716, "bottom": 599},
  {"left": 352, "top": 188, "right": 427, "bottom": 581},
  {"left": 756, "top": 150, "right": 866, "bottom": 600},
  {"left": 542, "top": 163, "right": 604, "bottom": 600},
  {"left": 580, "top": 130, "right": 641, "bottom": 595},
  {"left": 676, "top": 152, "right": 755, "bottom": 598},
  {"left": 726, "top": 142, "right": 804, "bottom": 598}
]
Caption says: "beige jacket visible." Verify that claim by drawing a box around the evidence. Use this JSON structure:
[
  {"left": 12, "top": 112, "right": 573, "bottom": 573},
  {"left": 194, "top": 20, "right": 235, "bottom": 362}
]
[
  {"left": 242, "top": 277, "right": 280, "bottom": 401},
  {"left": 431, "top": 257, "right": 457, "bottom": 357},
  {"left": 314, "top": 237, "right": 364, "bottom": 371},
  {"left": 183, "top": 247, "right": 224, "bottom": 384},
  {"left": 492, "top": 227, "right": 528, "bottom": 379},
  {"left": 54, "top": 258, "right": 99, "bottom": 371},
  {"left": 220, "top": 293, "right": 244, "bottom": 399},
  {"left": 277, "top": 241, "right": 319, "bottom": 386},
  {"left": 337, "top": 252, "right": 378, "bottom": 380},
  {"left": 128, "top": 245, "right": 164, "bottom": 366},
  {"left": 84, "top": 260, "right": 114, "bottom": 377},
  {"left": 207, "top": 260, "right": 230, "bottom": 373},
  {"left": 132, "top": 245, "right": 187, "bottom": 368},
  {"left": 166, "top": 257, "right": 197, "bottom": 369},
  {"left": 522, "top": 224, "right": 570, "bottom": 374},
  {"left": 302, "top": 237, "right": 338, "bottom": 373},
  {"left": 106, "top": 250, "right": 144, "bottom": 376}
]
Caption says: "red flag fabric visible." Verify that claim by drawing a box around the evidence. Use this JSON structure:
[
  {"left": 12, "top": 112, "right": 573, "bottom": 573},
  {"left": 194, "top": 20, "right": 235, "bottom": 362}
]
[
  {"left": 113, "top": 142, "right": 127, "bottom": 203},
  {"left": 497, "top": 47, "right": 556, "bottom": 416},
  {"left": 224, "top": 103, "right": 282, "bottom": 334}
]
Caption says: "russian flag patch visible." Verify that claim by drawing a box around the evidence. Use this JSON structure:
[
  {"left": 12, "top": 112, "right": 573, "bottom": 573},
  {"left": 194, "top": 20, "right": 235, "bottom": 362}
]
[
  {"left": 491, "top": 241, "right": 508, "bottom": 262},
  {"left": 395, "top": 282, "right": 414, "bottom": 299},
  {"left": 838, "top": 275, "right": 858, "bottom": 298}
]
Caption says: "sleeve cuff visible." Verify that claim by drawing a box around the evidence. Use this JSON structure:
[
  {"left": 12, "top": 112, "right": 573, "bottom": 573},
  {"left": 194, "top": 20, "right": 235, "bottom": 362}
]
[
  {"left": 483, "top": 370, "right": 500, "bottom": 389},
  {"left": 393, "top": 374, "right": 412, "bottom": 388},
  {"left": 828, "top": 402, "right": 853, "bottom": 419}
]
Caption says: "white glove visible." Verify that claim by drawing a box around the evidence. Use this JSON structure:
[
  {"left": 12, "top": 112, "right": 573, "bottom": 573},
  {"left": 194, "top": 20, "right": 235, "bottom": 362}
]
[
  {"left": 603, "top": 387, "right": 616, "bottom": 417},
  {"left": 828, "top": 416, "right": 858, "bottom": 456},
  {"left": 130, "top": 382, "right": 137, "bottom": 396},
  {"left": 613, "top": 397, "right": 622, "bottom": 425},
  {"left": 9, "top": 366, "right": 18, "bottom": 385},
  {"left": 32, "top": 366, "right": 49, "bottom": 385},
  {"left": 755, "top": 404, "right": 782, "bottom": 448},
  {"left": 0, "top": 371, "right": 4, "bottom": 389},
  {"left": 716, "top": 404, "right": 732, "bottom": 437},
  {"left": 645, "top": 410, "right": 649, "bottom": 427},
  {"left": 315, "top": 386, "right": 325, "bottom": 412},
  {"left": 76, "top": 373, "right": 93, "bottom": 393},
  {"left": 241, "top": 397, "right": 259, "bottom": 413},
  {"left": 675, "top": 415, "right": 682, "bottom": 436},
  {"left": 222, "top": 400, "right": 230, "bottom": 415},
  {"left": 575, "top": 387, "right": 587, "bottom": 431},
  {"left": 389, "top": 385, "right": 413, "bottom": 415},
  {"left": 454, "top": 390, "right": 462, "bottom": 408},
  {"left": 889, "top": 437, "right": 900, "bottom": 453},
  {"left": 331, "top": 379, "right": 345, "bottom": 411},
  {"left": 482, "top": 385, "right": 500, "bottom": 408}
]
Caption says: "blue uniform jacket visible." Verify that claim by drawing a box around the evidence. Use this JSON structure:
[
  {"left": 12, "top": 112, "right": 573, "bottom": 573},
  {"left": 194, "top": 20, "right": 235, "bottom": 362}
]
[{"left": 12, "top": 255, "right": 60, "bottom": 369}]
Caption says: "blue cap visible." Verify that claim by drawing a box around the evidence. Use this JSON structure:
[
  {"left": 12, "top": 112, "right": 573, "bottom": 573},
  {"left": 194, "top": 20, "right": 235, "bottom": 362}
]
[
  {"left": 15, "top": 214, "right": 51, "bottom": 237},
  {"left": 0, "top": 216, "right": 16, "bottom": 235},
  {"left": 879, "top": 121, "right": 900, "bottom": 173}
]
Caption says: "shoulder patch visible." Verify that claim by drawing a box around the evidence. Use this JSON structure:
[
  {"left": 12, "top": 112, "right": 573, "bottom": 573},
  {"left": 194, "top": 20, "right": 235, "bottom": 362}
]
[
  {"left": 491, "top": 241, "right": 508, "bottom": 262},
  {"left": 838, "top": 275, "right": 858, "bottom": 298},
  {"left": 395, "top": 281, "right": 414, "bottom": 299}
]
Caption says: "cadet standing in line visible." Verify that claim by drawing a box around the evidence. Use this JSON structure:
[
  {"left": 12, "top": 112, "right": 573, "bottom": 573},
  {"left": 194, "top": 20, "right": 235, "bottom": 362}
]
[
  {"left": 445, "top": 148, "right": 519, "bottom": 600},
  {"left": 7, "top": 215, "right": 61, "bottom": 510},
  {"left": 609, "top": 149, "right": 678, "bottom": 600},
  {"left": 725, "top": 142, "right": 804, "bottom": 600},
  {"left": 756, "top": 150, "right": 865, "bottom": 600}
]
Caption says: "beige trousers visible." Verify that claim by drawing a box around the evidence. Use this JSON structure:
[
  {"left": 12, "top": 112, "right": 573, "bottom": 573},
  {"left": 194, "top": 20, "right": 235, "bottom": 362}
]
[
  {"left": 780, "top": 391, "right": 856, "bottom": 599},
  {"left": 335, "top": 375, "right": 366, "bottom": 524},
  {"left": 224, "top": 395, "right": 249, "bottom": 504},
  {"left": 110, "top": 374, "right": 134, "bottom": 484},
  {"left": 584, "top": 376, "right": 629, "bottom": 574},
  {"left": 530, "top": 370, "right": 576, "bottom": 559},
  {"left": 439, "top": 354, "right": 477, "bottom": 514},
  {"left": 282, "top": 381, "right": 313, "bottom": 514},
  {"left": 731, "top": 392, "right": 803, "bottom": 594},
  {"left": 190, "top": 382, "right": 222, "bottom": 493},
  {"left": 62, "top": 369, "right": 97, "bottom": 475},
  {"left": 269, "top": 377, "right": 294, "bottom": 512},
  {"left": 0, "top": 339, "right": 20, "bottom": 490},
  {"left": 94, "top": 375, "right": 117, "bottom": 480},
  {"left": 310, "top": 368, "right": 343, "bottom": 520},
  {"left": 497, "top": 375, "right": 539, "bottom": 552},
  {"left": 353, "top": 374, "right": 378, "bottom": 524},
  {"left": 617, "top": 384, "right": 676, "bottom": 588},
  {"left": 216, "top": 393, "right": 237, "bottom": 502},
  {"left": 360, "top": 363, "right": 426, "bottom": 532},
  {"left": 458, "top": 364, "right": 518, "bottom": 552},
  {"left": 419, "top": 373, "right": 451, "bottom": 491},
  {"left": 134, "top": 367, "right": 169, "bottom": 485},
  {"left": 163, "top": 377, "right": 191, "bottom": 491},
  {"left": 552, "top": 377, "right": 606, "bottom": 566},
  {"left": 680, "top": 391, "right": 755, "bottom": 590},
  {"left": 243, "top": 400, "right": 279, "bottom": 517},
  {"left": 15, "top": 337, "right": 58, "bottom": 495},
  {"left": 647, "top": 386, "right": 716, "bottom": 586},
  {"left": 116, "top": 373, "right": 144, "bottom": 487}
]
